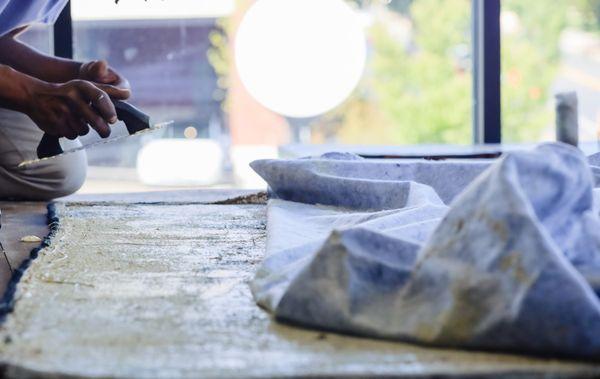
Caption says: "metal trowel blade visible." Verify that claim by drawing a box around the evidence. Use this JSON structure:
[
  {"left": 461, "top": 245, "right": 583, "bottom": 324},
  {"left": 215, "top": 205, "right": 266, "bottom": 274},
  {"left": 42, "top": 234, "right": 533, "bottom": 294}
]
[{"left": 17, "top": 121, "right": 173, "bottom": 168}]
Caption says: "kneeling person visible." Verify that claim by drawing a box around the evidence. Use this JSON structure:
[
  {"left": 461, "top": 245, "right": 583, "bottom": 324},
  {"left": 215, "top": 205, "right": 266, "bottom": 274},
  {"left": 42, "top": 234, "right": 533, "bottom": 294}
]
[{"left": 0, "top": 0, "right": 131, "bottom": 200}]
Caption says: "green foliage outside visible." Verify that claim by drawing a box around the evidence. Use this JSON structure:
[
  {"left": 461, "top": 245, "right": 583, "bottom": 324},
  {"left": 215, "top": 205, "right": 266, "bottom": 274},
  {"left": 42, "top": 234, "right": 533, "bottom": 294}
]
[
  {"left": 209, "top": 0, "right": 600, "bottom": 145},
  {"left": 579, "top": 0, "right": 600, "bottom": 30},
  {"left": 360, "top": 0, "right": 472, "bottom": 144},
  {"left": 500, "top": 0, "right": 570, "bottom": 142}
]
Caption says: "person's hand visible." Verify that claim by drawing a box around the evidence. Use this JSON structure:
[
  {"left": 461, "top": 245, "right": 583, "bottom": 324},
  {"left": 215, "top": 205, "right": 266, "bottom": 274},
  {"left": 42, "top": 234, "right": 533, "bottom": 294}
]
[
  {"left": 78, "top": 60, "right": 131, "bottom": 96},
  {"left": 25, "top": 79, "right": 130, "bottom": 140}
]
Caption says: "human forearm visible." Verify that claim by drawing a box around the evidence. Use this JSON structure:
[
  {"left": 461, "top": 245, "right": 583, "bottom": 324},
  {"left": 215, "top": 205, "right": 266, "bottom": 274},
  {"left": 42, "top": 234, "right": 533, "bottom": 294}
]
[
  {"left": 0, "top": 28, "right": 82, "bottom": 83},
  {"left": 0, "top": 64, "right": 41, "bottom": 113}
]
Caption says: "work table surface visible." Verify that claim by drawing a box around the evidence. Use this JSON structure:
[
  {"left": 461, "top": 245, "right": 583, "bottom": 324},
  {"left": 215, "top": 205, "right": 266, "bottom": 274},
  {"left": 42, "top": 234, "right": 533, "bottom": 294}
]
[{"left": 0, "top": 190, "right": 598, "bottom": 378}]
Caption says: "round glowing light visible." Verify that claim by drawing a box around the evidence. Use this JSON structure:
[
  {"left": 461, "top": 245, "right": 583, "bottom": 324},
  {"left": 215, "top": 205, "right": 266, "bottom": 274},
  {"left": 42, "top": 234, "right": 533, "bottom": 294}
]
[
  {"left": 235, "top": 0, "right": 367, "bottom": 118},
  {"left": 184, "top": 126, "right": 198, "bottom": 139}
]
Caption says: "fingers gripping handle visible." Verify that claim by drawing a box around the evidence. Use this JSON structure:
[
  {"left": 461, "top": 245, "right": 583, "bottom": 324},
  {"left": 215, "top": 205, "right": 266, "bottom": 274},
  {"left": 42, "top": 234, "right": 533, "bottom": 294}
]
[{"left": 36, "top": 100, "right": 151, "bottom": 159}]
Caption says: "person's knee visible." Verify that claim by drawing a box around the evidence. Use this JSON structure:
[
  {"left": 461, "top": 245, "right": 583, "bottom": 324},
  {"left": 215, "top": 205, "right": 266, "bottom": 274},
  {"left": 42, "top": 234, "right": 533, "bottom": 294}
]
[
  {"left": 0, "top": 107, "right": 87, "bottom": 200},
  {"left": 8, "top": 150, "right": 88, "bottom": 201},
  {"left": 35, "top": 151, "right": 88, "bottom": 199}
]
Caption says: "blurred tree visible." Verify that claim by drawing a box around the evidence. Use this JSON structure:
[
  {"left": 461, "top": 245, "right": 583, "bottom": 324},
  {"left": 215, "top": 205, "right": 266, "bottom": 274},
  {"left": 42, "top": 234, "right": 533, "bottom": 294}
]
[
  {"left": 318, "top": 0, "right": 472, "bottom": 144},
  {"left": 207, "top": 0, "right": 254, "bottom": 115},
  {"left": 500, "top": 0, "right": 571, "bottom": 141},
  {"left": 207, "top": 20, "right": 230, "bottom": 112},
  {"left": 578, "top": 0, "right": 600, "bottom": 29}
]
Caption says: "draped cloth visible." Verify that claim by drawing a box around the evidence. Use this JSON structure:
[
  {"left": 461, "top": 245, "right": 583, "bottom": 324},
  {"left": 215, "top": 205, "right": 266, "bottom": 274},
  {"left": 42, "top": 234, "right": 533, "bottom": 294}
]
[{"left": 251, "top": 143, "right": 600, "bottom": 359}]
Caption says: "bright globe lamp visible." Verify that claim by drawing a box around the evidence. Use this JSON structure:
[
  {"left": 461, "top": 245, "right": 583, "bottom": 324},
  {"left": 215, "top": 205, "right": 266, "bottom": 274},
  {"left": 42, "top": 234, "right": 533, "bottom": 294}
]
[{"left": 235, "top": 0, "right": 367, "bottom": 118}]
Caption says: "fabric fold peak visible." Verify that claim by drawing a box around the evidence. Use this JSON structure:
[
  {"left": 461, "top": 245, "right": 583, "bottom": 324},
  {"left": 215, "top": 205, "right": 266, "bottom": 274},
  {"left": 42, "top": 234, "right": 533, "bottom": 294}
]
[{"left": 250, "top": 143, "right": 600, "bottom": 359}]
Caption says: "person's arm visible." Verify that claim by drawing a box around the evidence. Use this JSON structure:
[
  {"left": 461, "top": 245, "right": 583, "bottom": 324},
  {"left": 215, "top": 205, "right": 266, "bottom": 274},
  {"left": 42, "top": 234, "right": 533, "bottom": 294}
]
[
  {"left": 0, "top": 27, "right": 130, "bottom": 91},
  {"left": 0, "top": 64, "right": 129, "bottom": 139},
  {"left": 0, "top": 26, "right": 80, "bottom": 83}
]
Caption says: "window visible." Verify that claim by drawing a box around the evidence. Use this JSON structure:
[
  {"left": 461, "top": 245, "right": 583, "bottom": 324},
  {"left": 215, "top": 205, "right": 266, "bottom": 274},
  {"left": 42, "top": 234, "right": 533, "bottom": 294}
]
[
  {"left": 17, "top": 24, "right": 53, "bottom": 54},
  {"left": 71, "top": 0, "right": 228, "bottom": 189},
  {"left": 229, "top": 0, "right": 473, "bottom": 146},
  {"left": 67, "top": 0, "right": 473, "bottom": 190}
]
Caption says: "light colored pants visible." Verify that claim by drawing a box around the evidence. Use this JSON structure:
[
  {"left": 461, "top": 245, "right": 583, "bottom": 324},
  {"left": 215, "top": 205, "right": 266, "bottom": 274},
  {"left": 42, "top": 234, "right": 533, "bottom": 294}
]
[{"left": 0, "top": 108, "right": 87, "bottom": 200}]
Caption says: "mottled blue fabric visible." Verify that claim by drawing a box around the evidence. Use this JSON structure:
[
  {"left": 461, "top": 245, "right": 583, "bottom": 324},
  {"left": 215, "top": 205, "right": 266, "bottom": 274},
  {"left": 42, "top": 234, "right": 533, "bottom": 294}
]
[
  {"left": 0, "top": 0, "right": 67, "bottom": 37},
  {"left": 251, "top": 143, "right": 600, "bottom": 359}
]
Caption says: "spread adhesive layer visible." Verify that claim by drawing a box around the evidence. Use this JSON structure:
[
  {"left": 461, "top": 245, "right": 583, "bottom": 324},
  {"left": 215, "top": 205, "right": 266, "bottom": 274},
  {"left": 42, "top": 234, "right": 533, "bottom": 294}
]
[{"left": 0, "top": 202, "right": 598, "bottom": 378}]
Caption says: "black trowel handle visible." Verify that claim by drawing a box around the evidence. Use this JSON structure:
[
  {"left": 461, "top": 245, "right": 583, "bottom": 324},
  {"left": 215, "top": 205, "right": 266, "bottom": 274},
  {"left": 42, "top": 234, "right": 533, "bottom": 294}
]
[
  {"left": 113, "top": 100, "right": 151, "bottom": 135},
  {"left": 36, "top": 100, "right": 151, "bottom": 160},
  {"left": 36, "top": 133, "right": 63, "bottom": 160}
]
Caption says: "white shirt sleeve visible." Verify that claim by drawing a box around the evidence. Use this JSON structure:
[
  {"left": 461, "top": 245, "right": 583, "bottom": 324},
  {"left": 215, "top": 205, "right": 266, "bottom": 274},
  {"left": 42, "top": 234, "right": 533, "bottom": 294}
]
[{"left": 0, "top": 0, "right": 69, "bottom": 37}]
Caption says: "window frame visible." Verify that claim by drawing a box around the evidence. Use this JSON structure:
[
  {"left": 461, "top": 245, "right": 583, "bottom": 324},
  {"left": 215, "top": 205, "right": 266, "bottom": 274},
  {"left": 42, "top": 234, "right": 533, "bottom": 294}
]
[
  {"left": 54, "top": 0, "right": 503, "bottom": 145},
  {"left": 53, "top": 0, "right": 72, "bottom": 59},
  {"left": 472, "top": 0, "right": 501, "bottom": 144}
]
